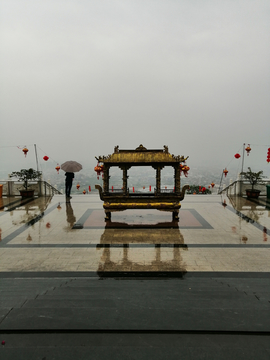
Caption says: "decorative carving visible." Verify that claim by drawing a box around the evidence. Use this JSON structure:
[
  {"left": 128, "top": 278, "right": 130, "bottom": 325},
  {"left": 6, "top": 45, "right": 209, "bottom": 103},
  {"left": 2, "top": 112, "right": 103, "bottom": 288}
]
[
  {"left": 164, "top": 145, "right": 169, "bottom": 153},
  {"left": 135, "top": 144, "right": 147, "bottom": 151},
  {"left": 171, "top": 155, "right": 189, "bottom": 162},
  {"left": 114, "top": 145, "right": 119, "bottom": 153},
  {"left": 180, "top": 185, "right": 190, "bottom": 201}
]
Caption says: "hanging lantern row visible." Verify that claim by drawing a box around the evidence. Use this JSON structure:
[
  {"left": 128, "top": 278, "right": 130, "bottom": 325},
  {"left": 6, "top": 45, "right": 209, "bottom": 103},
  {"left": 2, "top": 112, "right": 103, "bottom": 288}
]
[
  {"left": 223, "top": 168, "right": 228, "bottom": 177},
  {"left": 43, "top": 155, "right": 49, "bottom": 161},
  {"left": 245, "top": 144, "right": 251, "bottom": 156},
  {"left": 267, "top": 148, "right": 270, "bottom": 163},
  {"left": 180, "top": 164, "right": 190, "bottom": 177},
  {"left": 22, "top": 147, "right": 28, "bottom": 157},
  {"left": 234, "top": 153, "right": 241, "bottom": 159},
  {"left": 94, "top": 163, "right": 104, "bottom": 179}
]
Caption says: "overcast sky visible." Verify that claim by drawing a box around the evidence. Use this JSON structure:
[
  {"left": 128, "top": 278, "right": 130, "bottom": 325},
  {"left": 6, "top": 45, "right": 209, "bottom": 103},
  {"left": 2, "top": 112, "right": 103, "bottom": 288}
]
[{"left": 1, "top": 0, "right": 269, "bottom": 177}]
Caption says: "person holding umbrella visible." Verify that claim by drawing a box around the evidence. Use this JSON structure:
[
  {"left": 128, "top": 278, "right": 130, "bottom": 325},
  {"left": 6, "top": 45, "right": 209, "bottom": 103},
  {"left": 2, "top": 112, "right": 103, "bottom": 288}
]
[
  {"left": 65, "top": 172, "right": 74, "bottom": 199},
  {"left": 60, "top": 161, "right": 83, "bottom": 201}
]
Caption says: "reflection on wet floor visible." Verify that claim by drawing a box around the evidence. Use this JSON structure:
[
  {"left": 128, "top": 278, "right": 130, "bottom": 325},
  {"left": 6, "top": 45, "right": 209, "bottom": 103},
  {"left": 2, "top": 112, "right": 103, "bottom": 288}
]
[
  {"left": 97, "top": 220, "right": 187, "bottom": 272},
  {"left": 0, "top": 194, "right": 270, "bottom": 273},
  {"left": 66, "top": 202, "right": 76, "bottom": 229},
  {"left": 224, "top": 194, "right": 270, "bottom": 243},
  {"left": 97, "top": 243, "right": 188, "bottom": 273}
]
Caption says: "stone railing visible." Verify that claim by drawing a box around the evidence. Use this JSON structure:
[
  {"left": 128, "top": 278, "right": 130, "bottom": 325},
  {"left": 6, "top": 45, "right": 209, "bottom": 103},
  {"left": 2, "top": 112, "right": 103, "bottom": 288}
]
[
  {"left": 0, "top": 180, "right": 62, "bottom": 197},
  {"left": 218, "top": 177, "right": 270, "bottom": 196}
]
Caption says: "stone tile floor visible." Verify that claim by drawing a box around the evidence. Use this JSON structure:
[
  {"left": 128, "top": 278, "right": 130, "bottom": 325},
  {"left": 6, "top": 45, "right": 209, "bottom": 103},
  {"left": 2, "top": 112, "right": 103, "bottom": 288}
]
[
  {"left": 1, "top": 193, "right": 270, "bottom": 359},
  {"left": 0, "top": 193, "right": 269, "bottom": 273}
]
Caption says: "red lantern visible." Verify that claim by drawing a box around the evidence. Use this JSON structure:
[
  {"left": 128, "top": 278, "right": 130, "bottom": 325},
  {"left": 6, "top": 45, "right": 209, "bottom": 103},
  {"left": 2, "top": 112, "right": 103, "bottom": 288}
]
[
  {"left": 22, "top": 147, "right": 28, "bottom": 157},
  {"left": 234, "top": 153, "right": 241, "bottom": 159},
  {"left": 76, "top": 183, "right": 80, "bottom": 190},
  {"left": 267, "top": 148, "right": 270, "bottom": 163},
  {"left": 245, "top": 144, "right": 251, "bottom": 156},
  {"left": 180, "top": 164, "right": 190, "bottom": 177},
  {"left": 43, "top": 155, "right": 49, "bottom": 161},
  {"left": 202, "top": 187, "right": 206, "bottom": 193},
  {"left": 89, "top": 186, "right": 91, "bottom": 192},
  {"left": 46, "top": 222, "right": 51, "bottom": 228},
  {"left": 211, "top": 182, "right": 215, "bottom": 188},
  {"left": 94, "top": 163, "right": 104, "bottom": 179},
  {"left": 83, "top": 189, "right": 86, "bottom": 195},
  {"left": 55, "top": 164, "right": 60, "bottom": 174},
  {"left": 223, "top": 168, "right": 228, "bottom": 177}
]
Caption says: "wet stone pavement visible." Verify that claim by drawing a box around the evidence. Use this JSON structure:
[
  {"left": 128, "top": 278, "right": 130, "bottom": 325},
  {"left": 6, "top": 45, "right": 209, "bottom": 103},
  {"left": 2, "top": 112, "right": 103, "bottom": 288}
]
[{"left": 0, "top": 194, "right": 270, "bottom": 359}]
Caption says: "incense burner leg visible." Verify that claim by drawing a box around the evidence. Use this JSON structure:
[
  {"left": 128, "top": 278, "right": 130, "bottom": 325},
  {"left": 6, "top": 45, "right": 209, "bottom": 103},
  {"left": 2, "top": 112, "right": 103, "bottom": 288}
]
[
  {"left": 173, "top": 210, "right": 179, "bottom": 222},
  {"left": 105, "top": 210, "right": 111, "bottom": 221}
]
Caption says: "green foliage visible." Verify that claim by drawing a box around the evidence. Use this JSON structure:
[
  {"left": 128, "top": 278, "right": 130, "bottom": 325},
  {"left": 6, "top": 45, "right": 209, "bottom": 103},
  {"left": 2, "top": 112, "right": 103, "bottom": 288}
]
[
  {"left": 240, "top": 167, "right": 265, "bottom": 190},
  {"left": 10, "top": 168, "right": 42, "bottom": 190},
  {"left": 187, "top": 185, "right": 211, "bottom": 194}
]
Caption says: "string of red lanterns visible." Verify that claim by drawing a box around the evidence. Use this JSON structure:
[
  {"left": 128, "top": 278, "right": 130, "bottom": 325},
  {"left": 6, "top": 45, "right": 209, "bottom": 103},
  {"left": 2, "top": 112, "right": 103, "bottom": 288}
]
[{"left": 267, "top": 148, "right": 270, "bottom": 163}]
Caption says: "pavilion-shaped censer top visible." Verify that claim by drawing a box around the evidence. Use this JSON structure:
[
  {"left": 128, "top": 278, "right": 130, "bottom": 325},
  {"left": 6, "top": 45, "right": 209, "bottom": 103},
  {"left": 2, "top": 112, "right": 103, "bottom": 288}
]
[
  {"left": 96, "top": 144, "right": 188, "bottom": 165},
  {"left": 94, "top": 145, "right": 189, "bottom": 222}
]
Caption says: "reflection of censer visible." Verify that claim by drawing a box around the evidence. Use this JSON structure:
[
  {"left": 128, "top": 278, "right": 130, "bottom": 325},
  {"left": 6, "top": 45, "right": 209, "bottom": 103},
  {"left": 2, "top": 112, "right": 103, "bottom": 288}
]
[
  {"left": 97, "top": 244, "right": 187, "bottom": 273},
  {"left": 97, "top": 224, "right": 187, "bottom": 273}
]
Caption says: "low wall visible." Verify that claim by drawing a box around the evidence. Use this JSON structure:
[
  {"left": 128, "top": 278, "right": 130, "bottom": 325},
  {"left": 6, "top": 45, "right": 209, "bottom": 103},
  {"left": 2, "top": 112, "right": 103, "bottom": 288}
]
[
  {"left": 0, "top": 181, "right": 62, "bottom": 196},
  {"left": 224, "top": 180, "right": 270, "bottom": 196}
]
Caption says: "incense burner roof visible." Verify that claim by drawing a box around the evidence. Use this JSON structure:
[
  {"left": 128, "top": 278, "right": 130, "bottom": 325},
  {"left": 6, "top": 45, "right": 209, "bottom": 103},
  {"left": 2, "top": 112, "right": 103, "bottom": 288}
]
[{"left": 96, "top": 145, "right": 188, "bottom": 165}]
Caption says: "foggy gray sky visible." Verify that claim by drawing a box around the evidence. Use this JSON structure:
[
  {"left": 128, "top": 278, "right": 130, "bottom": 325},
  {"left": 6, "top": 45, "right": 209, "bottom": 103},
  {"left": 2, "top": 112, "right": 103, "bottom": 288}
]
[{"left": 1, "top": 0, "right": 270, "bottom": 177}]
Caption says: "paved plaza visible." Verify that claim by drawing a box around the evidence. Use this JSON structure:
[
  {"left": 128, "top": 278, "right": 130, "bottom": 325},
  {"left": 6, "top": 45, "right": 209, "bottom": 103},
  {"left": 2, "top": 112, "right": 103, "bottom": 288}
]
[{"left": 0, "top": 193, "right": 270, "bottom": 359}]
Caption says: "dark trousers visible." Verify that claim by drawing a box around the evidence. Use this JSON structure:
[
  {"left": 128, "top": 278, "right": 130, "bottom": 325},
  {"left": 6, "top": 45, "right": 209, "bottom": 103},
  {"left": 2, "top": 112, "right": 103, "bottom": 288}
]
[{"left": 65, "top": 181, "right": 72, "bottom": 197}]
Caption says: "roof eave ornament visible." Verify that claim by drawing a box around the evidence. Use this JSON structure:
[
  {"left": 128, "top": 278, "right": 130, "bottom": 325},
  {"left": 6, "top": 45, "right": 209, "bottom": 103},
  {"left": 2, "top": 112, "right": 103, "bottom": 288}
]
[{"left": 135, "top": 144, "right": 147, "bottom": 151}]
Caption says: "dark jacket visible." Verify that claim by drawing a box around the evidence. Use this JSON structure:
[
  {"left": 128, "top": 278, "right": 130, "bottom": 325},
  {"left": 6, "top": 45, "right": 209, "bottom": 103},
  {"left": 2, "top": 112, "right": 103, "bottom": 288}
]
[{"left": 65, "top": 172, "right": 74, "bottom": 183}]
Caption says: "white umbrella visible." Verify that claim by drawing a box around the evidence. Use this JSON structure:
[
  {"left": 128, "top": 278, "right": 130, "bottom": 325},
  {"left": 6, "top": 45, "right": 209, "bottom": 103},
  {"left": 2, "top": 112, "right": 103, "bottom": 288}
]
[{"left": 61, "top": 161, "right": 83, "bottom": 173}]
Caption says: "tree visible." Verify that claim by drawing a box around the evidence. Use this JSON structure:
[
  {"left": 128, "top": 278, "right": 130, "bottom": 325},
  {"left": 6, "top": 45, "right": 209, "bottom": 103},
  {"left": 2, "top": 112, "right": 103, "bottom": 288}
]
[
  {"left": 10, "top": 168, "right": 42, "bottom": 190},
  {"left": 240, "top": 167, "right": 265, "bottom": 190}
]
